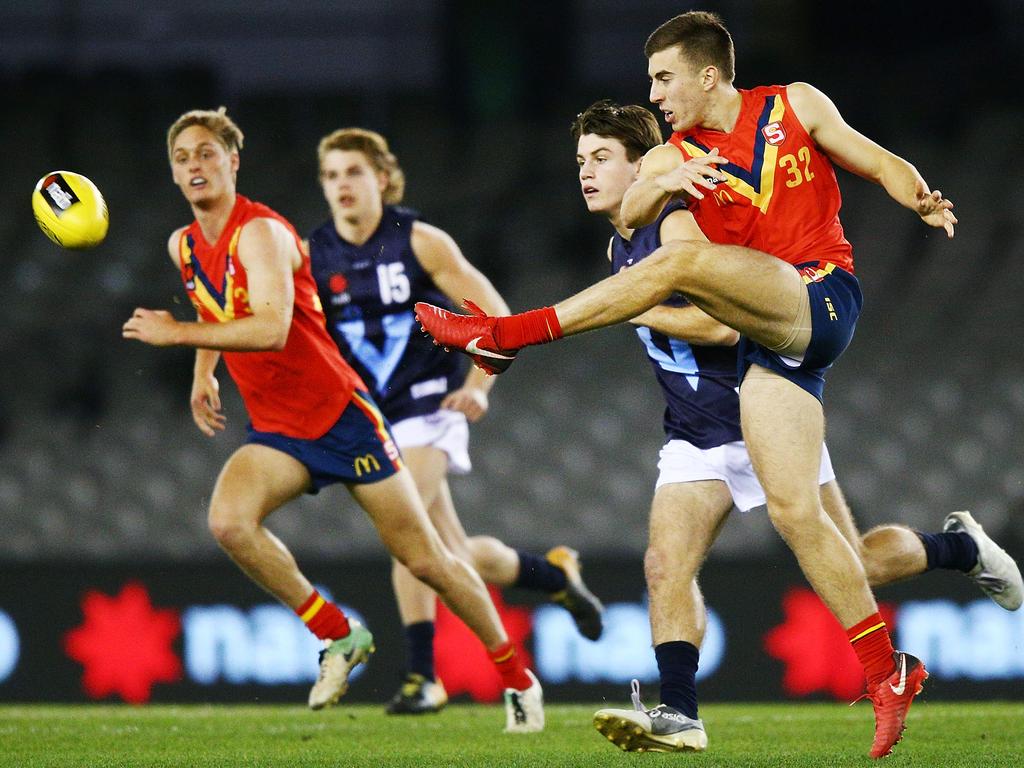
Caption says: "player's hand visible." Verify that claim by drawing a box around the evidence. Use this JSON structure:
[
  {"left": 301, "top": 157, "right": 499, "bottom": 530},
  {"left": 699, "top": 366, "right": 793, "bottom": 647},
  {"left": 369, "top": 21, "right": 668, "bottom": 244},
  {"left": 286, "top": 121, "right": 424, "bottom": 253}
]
[
  {"left": 441, "top": 386, "right": 489, "bottom": 423},
  {"left": 654, "top": 148, "right": 729, "bottom": 200},
  {"left": 190, "top": 373, "right": 226, "bottom": 436},
  {"left": 122, "top": 308, "right": 181, "bottom": 346},
  {"left": 914, "top": 180, "right": 957, "bottom": 238}
]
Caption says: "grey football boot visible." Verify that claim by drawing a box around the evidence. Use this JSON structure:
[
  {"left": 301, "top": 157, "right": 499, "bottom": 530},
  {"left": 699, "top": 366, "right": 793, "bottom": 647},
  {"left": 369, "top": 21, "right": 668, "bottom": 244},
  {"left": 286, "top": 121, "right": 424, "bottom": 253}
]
[{"left": 593, "top": 679, "right": 707, "bottom": 752}]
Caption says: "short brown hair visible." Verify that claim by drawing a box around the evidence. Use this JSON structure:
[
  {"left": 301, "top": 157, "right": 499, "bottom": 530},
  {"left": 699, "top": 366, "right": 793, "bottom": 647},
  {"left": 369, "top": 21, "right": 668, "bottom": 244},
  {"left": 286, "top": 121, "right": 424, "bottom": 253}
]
[
  {"left": 645, "top": 11, "right": 735, "bottom": 83},
  {"left": 166, "top": 106, "right": 244, "bottom": 160},
  {"left": 570, "top": 100, "right": 663, "bottom": 162},
  {"left": 317, "top": 128, "right": 405, "bottom": 205}
]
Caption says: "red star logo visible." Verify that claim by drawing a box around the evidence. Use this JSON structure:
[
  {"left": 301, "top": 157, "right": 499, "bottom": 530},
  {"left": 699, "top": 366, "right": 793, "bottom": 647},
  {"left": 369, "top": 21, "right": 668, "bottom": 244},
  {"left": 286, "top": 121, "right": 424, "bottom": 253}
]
[
  {"left": 764, "top": 587, "right": 897, "bottom": 700},
  {"left": 435, "top": 586, "right": 534, "bottom": 702},
  {"left": 63, "top": 581, "right": 182, "bottom": 703}
]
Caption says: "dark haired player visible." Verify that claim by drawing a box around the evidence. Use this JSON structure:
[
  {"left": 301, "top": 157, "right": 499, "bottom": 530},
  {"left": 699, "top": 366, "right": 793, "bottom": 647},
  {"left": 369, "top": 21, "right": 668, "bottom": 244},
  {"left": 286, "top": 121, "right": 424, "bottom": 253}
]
[{"left": 415, "top": 12, "right": 1016, "bottom": 757}]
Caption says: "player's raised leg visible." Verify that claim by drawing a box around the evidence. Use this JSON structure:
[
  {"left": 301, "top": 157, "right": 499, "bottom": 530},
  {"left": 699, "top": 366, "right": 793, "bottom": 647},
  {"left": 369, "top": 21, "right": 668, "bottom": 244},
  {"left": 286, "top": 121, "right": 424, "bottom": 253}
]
[{"left": 416, "top": 239, "right": 810, "bottom": 374}]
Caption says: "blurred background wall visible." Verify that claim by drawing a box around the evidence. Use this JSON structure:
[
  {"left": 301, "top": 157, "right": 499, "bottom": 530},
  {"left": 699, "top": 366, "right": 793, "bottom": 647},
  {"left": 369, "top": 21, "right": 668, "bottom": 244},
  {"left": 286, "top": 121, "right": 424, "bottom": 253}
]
[{"left": 1, "top": 0, "right": 1022, "bottom": 565}]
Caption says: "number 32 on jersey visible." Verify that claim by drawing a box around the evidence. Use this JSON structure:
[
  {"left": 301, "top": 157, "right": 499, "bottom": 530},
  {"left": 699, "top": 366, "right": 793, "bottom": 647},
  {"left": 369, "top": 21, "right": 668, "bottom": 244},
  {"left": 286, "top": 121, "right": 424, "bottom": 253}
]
[{"left": 779, "top": 146, "right": 815, "bottom": 188}]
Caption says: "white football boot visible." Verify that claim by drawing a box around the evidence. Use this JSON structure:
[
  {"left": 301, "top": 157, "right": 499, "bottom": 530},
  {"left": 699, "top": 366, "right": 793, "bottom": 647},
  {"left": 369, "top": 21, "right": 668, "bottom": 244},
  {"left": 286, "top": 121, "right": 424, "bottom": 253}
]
[
  {"left": 944, "top": 511, "right": 1023, "bottom": 611},
  {"left": 308, "top": 619, "right": 375, "bottom": 710},
  {"left": 504, "top": 669, "right": 544, "bottom": 733}
]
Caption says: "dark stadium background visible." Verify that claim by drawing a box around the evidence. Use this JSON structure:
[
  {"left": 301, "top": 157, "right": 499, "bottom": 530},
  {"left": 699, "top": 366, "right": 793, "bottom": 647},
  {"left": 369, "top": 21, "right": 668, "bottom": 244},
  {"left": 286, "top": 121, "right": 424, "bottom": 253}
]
[{"left": 1, "top": 0, "right": 1021, "bottom": 705}]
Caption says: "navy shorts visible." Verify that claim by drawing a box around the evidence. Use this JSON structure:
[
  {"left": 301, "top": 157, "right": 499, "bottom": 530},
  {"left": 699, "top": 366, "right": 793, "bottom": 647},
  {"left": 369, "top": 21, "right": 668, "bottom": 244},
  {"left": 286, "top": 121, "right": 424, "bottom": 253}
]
[
  {"left": 739, "top": 262, "right": 863, "bottom": 402},
  {"left": 246, "top": 390, "right": 403, "bottom": 493}
]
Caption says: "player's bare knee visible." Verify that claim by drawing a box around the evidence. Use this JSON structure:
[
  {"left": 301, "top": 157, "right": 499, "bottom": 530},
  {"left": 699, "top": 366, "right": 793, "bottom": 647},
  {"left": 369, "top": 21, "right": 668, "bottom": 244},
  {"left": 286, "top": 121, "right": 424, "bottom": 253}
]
[
  {"left": 207, "top": 511, "right": 257, "bottom": 552},
  {"left": 765, "top": 497, "right": 823, "bottom": 539},
  {"left": 645, "top": 543, "right": 692, "bottom": 588},
  {"left": 403, "top": 552, "right": 449, "bottom": 590}
]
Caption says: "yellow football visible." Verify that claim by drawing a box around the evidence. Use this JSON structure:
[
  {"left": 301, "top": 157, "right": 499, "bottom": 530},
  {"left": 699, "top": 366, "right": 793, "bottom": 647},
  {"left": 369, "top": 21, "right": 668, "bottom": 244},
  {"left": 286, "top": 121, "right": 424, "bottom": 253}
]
[{"left": 32, "top": 171, "right": 109, "bottom": 249}]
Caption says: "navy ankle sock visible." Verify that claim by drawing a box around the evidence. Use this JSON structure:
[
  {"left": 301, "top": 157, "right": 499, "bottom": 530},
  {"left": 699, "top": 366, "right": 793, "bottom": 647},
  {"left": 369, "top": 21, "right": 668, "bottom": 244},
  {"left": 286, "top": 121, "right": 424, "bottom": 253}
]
[
  {"left": 655, "top": 641, "right": 700, "bottom": 719},
  {"left": 405, "top": 621, "right": 435, "bottom": 681},
  {"left": 917, "top": 531, "right": 979, "bottom": 572},
  {"left": 513, "top": 551, "right": 568, "bottom": 593}
]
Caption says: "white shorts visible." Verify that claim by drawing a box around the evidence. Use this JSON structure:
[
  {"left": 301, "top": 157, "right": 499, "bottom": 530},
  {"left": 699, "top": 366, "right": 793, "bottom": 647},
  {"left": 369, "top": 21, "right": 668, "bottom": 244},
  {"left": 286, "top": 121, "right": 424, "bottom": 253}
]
[
  {"left": 655, "top": 439, "right": 836, "bottom": 512},
  {"left": 389, "top": 409, "right": 472, "bottom": 475}
]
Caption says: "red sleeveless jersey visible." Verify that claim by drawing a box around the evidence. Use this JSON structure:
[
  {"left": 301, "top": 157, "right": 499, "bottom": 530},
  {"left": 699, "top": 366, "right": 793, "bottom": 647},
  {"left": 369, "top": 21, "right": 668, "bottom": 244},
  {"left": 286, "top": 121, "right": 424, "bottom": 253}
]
[
  {"left": 178, "top": 195, "right": 365, "bottom": 439},
  {"left": 668, "top": 84, "right": 853, "bottom": 273}
]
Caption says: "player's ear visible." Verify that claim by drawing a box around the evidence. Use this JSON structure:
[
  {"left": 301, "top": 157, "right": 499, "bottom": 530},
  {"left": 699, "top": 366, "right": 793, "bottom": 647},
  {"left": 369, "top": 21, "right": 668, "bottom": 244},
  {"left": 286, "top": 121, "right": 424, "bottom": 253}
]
[
  {"left": 230, "top": 150, "right": 240, "bottom": 175},
  {"left": 701, "top": 65, "right": 719, "bottom": 92}
]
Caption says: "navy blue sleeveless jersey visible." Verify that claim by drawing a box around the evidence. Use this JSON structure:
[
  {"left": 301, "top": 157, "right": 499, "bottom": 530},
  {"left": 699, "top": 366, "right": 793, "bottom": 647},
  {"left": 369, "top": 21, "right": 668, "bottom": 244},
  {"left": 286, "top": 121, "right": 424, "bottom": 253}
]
[
  {"left": 308, "top": 206, "right": 466, "bottom": 423},
  {"left": 611, "top": 202, "right": 743, "bottom": 449}
]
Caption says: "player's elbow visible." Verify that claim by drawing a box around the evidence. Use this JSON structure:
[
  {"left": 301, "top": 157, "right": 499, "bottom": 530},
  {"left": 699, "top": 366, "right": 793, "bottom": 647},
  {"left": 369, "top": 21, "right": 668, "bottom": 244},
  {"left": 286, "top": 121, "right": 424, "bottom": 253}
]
[
  {"left": 257, "top": 315, "right": 291, "bottom": 351},
  {"left": 266, "top": 325, "right": 290, "bottom": 351},
  {"left": 712, "top": 327, "right": 740, "bottom": 347}
]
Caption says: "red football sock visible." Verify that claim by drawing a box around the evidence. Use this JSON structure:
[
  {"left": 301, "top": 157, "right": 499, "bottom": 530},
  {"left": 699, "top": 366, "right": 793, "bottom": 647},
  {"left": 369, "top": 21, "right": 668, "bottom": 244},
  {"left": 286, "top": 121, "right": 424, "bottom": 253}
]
[
  {"left": 488, "top": 641, "right": 532, "bottom": 691},
  {"left": 296, "top": 590, "right": 351, "bottom": 641},
  {"left": 493, "top": 307, "right": 562, "bottom": 349},
  {"left": 847, "top": 613, "right": 896, "bottom": 686}
]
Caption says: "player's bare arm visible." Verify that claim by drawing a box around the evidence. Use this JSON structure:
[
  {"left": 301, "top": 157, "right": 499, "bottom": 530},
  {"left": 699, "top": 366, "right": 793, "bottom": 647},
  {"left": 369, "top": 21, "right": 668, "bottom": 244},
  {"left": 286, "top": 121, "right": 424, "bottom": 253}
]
[
  {"left": 411, "top": 221, "right": 509, "bottom": 422},
  {"left": 628, "top": 209, "right": 738, "bottom": 346},
  {"left": 786, "top": 82, "right": 956, "bottom": 238},
  {"left": 621, "top": 144, "right": 728, "bottom": 228},
  {"left": 123, "top": 217, "right": 298, "bottom": 351}
]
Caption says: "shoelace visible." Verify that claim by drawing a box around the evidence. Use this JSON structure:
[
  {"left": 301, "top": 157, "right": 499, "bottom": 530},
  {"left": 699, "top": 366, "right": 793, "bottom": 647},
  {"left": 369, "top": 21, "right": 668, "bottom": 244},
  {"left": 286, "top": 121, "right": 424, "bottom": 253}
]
[{"left": 630, "top": 678, "right": 645, "bottom": 712}]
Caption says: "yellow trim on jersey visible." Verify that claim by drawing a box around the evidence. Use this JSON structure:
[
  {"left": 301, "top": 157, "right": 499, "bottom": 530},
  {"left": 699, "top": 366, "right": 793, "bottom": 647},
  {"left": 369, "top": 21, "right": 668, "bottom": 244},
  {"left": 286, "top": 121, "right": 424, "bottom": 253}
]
[
  {"left": 681, "top": 95, "right": 786, "bottom": 214},
  {"left": 179, "top": 226, "right": 244, "bottom": 322}
]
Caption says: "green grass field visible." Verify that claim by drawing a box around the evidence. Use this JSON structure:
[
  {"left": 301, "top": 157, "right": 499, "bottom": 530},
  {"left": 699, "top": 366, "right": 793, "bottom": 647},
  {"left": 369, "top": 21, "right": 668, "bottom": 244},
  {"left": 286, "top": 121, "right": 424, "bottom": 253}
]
[{"left": 0, "top": 702, "right": 1019, "bottom": 767}]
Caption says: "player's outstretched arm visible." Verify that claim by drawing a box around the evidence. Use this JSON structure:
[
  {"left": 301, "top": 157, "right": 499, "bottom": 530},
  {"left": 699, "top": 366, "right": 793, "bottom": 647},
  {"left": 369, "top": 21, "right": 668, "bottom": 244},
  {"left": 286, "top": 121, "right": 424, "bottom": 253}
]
[
  {"left": 621, "top": 145, "right": 727, "bottom": 229},
  {"left": 412, "top": 221, "right": 509, "bottom": 421},
  {"left": 123, "top": 218, "right": 298, "bottom": 350},
  {"left": 786, "top": 82, "right": 957, "bottom": 238}
]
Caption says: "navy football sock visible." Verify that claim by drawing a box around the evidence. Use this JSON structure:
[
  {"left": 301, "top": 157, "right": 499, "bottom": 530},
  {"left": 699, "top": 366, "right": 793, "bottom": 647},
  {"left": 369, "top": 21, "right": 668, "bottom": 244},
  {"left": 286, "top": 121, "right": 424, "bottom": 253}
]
[
  {"left": 513, "top": 551, "right": 568, "bottom": 593},
  {"left": 656, "top": 641, "right": 700, "bottom": 719},
  {"left": 917, "top": 530, "right": 979, "bottom": 572},
  {"left": 405, "top": 621, "right": 435, "bottom": 681}
]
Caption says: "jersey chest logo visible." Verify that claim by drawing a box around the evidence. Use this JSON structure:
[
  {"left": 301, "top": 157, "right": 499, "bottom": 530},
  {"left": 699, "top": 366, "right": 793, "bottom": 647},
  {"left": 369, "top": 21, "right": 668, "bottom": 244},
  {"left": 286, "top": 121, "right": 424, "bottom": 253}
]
[{"left": 761, "top": 121, "right": 786, "bottom": 146}]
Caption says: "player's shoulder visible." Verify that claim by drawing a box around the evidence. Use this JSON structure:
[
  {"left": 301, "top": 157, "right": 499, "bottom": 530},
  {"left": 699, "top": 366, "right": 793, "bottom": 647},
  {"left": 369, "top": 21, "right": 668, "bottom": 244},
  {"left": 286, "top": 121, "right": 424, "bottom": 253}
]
[
  {"left": 781, "top": 82, "right": 829, "bottom": 108},
  {"left": 166, "top": 226, "right": 189, "bottom": 262},
  {"left": 411, "top": 219, "right": 459, "bottom": 261}
]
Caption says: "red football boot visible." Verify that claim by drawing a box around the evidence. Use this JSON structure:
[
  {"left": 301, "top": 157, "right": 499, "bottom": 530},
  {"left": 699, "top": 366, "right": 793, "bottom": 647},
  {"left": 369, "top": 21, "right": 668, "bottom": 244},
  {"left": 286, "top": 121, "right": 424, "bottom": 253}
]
[
  {"left": 862, "top": 651, "right": 928, "bottom": 759},
  {"left": 414, "top": 300, "right": 518, "bottom": 375}
]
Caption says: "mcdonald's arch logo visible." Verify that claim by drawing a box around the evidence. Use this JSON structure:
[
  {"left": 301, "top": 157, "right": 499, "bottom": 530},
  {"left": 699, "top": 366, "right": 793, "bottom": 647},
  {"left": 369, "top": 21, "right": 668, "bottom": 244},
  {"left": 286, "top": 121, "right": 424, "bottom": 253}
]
[{"left": 354, "top": 454, "right": 381, "bottom": 477}]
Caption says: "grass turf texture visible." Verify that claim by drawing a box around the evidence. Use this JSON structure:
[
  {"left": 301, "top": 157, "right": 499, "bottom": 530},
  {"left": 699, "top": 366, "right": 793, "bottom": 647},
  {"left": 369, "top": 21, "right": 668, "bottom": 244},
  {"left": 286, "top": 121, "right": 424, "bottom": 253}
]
[{"left": 1, "top": 702, "right": 1020, "bottom": 767}]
